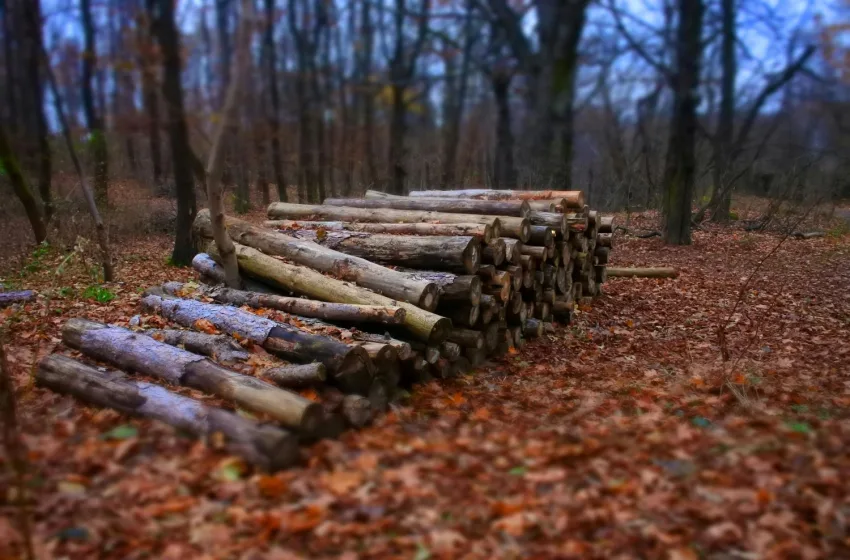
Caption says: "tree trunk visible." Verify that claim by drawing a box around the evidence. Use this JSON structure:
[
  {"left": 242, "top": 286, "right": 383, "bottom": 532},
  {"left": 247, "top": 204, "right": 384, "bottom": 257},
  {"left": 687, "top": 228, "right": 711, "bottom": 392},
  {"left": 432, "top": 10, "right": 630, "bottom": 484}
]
[
  {"left": 191, "top": 253, "right": 278, "bottom": 293},
  {"left": 152, "top": 0, "right": 198, "bottom": 265},
  {"left": 0, "top": 123, "right": 46, "bottom": 243},
  {"left": 62, "top": 318, "right": 324, "bottom": 431},
  {"left": 139, "top": 17, "right": 163, "bottom": 189},
  {"left": 141, "top": 293, "right": 373, "bottom": 393},
  {"left": 266, "top": 218, "right": 496, "bottom": 244},
  {"left": 163, "top": 281, "right": 407, "bottom": 324},
  {"left": 326, "top": 196, "right": 529, "bottom": 217},
  {"left": 491, "top": 71, "right": 517, "bottom": 189},
  {"left": 268, "top": 201, "right": 501, "bottom": 227},
  {"left": 37, "top": 354, "right": 298, "bottom": 470},
  {"left": 195, "top": 210, "right": 439, "bottom": 309},
  {"left": 80, "top": 0, "right": 109, "bottom": 208},
  {"left": 408, "top": 189, "right": 585, "bottom": 207},
  {"left": 206, "top": 241, "right": 451, "bottom": 344},
  {"left": 263, "top": 0, "right": 287, "bottom": 202},
  {"left": 710, "top": 0, "right": 735, "bottom": 223},
  {"left": 662, "top": 0, "right": 704, "bottom": 245}
]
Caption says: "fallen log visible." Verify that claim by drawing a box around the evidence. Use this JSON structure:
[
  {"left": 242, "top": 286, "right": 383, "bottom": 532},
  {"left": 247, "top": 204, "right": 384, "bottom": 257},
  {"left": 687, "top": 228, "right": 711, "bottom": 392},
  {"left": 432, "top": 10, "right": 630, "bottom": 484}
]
[
  {"left": 287, "top": 229, "right": 481, "bottom": 275},
  {"left": 407, "top": 189, "right": 585, "bottom": 208},
  {"left": 37, "top": 354, "right": 298, "bottom": 470},
  {"left": 0, "top": 290, "right": 35, "bottom": 307},
  {"left": 163, "top": 281, "right": 406, "bottom": 325},
  {"left": 792, "top": 231, "right": 826, "bottom": 239},
  {"left": 325, "top": 196, "right": 531, "bottom": 217},
  {"left": 400, "top": 271, "right": 482, "bottom": 306},
  {"left": 192, "top": 253, "right": 276, "bottom": 294},
  {"left": 267, "top": 202, "right": 501, "bottom": 230},
  {"left": 141, "top": 292, "right": 372, "bottom": 393},
  {"left": 447, "top": 328, "right": 485, "bottom": 350},
  {"left": 264, "top": 363, "right": 327, "bottom": 389},
  {"left": 349, "top": 333, "right": 412, "bottom": 361},
  {"left": 195, "top": 210, "right": 439, "bottom": 310},
  {"left": 606, "top": 267, "right": 678, "bottom": 278},
  {"left": 144, "top": 328, "right": 251, "bottom": 363},
  {"left": 208, "top": 243, "right": 451, "bottom": 344},
  {"left": 62, "top": 319, "right": 324, "bottom": 432},
  {"left": 526, "top": 199, "right": 563, "bottom": 212},
  {"left": 267, "top": 219, "right": 496, "bottom": 244}
]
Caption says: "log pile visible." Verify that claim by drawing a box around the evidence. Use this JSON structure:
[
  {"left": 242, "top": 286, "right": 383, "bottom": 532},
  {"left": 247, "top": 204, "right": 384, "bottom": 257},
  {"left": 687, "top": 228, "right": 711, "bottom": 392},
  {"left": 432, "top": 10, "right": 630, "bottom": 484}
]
[{"left": 38, "top": 189, "right": 614, "bottom": 471}]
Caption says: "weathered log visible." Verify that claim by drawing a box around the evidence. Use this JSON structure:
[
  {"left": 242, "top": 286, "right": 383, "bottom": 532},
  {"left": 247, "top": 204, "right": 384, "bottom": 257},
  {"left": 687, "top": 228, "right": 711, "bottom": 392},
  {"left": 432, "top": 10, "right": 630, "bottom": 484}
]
[
  {"left": 407, "top": 342, "right": 441, "bottom": 365},
  {"left": 354, "top": 342, "right": 400, "bottom": 388},
  {"left": 523, "top": 318, "right": 543, "bottom": 338},
  {"left": 37, "top": 354, "right": 298, "bottom": 470},
  {"left": 526, "top": 199, "right": 563, "bottom": 212},
  {"left": 594, "top": 265, "right": 608, "bottom": 284},
  {"left": 431, "top": 357, "right": 453, "bottom": 379},
  {"left": 62, "top": 319, "right": 324, "bottom": 432},
  {"left": 401, "top": 271, "right": 481, "bottom": 306},
  {"left": 264, "top": 363, "right": 327, "bottom": 389},
  {"left": 192, "top": 253, "right": 278, "bottom": 294},
  {"left": 464, "top": 347, "right": 488, "bottom": 367},
  {"left": 542, "top": 288, "right": 556, "bottom": 305},
  {"left": 483, "top": 238, "right": 506, "bottom": 266},
  {"left": 502, "top": 238, "right": 523, "bottom": 265},
  {"left": 141, "top": 292, "right": 372, "bottom": 393},
  {"left": 163, "top": 281, "right": 406, "bottom": 325},
  {"left": 510, "top": 326, "right": 524, "bottom": 349},
  {"left": 606, "top": 267, "right": 678, "bottom": 278},
  {"left": 447, "top": 328, "right": 485, "bottom": 350},
  {"left": 594, "top": 246, "right": 610, "bottom": 265},
  {"left": 340, "top": 394, "right": 373, "bottom": 428},
  {"left": 265, "top": 219, "right": 496, "bottom": 244},
  {"left": 509, "top": 291, "right": 524, "bottom": 314},
  {"left": 555, "top": 266, "right": 568, "bottom": 294},
  {"left": 326, "top": 196, "right": 531, "bottom": 217},
  {"left": 496, "top": 216, "right": 531, "bottom": 242},
  {"left": 598, "top": 215, "right": 614, "bottom": 233},
  {"left": 439, "top": 341, "right": 462, "bottom": 361},
  {"left": 504, "top": 265, "right": 523, "bottom": 291},
  {"left": 407, "top": 189, "right": 585, "bottom": 208},
  {"left": 476, "top": 264, "right": 496, "bottom": 281},
  {"left": 209, "top": 243, "right": 451, "bottom": 344},
  {"left": 144, "top": 328, "right": 251, "bottom": 363},
  {"left": 527, "top": 210, "right": 567, "bottom": 235},
  {"left": 519, "top": 245, "right": 547, "bottom": 260},
  {"left": 534, "top": 302, "right": 552, "bottom": 322},
  {"left": 483, "top": 322, "right": 500, "bottom": 351},
  {"left": 287, "top": 228, "right": 482, "bottom": 274},
  {"left": 195, "top": 211, "right": 438, "bottom": 310},
  {"left": 597, "top": 233, "right": 613, "bottom": 248},
  {"left": 349, "top": 333, "right": 412, "bottom": 361},
  {"left": 0, "top": 290, "right": 35, "bottom": 307},
  {"left": 438, "top": 303, "right": 479, "bottom": 328},
  {"left": 529, "top": 225, "right": 555, "bottom": 247}
]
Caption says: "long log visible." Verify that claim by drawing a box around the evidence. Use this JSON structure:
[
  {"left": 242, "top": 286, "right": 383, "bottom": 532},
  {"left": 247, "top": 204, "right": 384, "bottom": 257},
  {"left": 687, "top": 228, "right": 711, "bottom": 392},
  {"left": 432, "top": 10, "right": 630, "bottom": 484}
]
[
  {"left": 144, "top": 328, "right": 251, "bottom": 363},
  {"left": 141, "top": 292, "right": 372, "bottom": 393},
  {"left": 326, "top": 196, "right": 530, "bottom": 217},
  {"left": 287, "top": 228, "right": 481, "bottom": 274},
  {"left": 62, "top": 319, "right": 324, "bottom": 432},
  {"left": 606, "top": 267, "right": 678, "bottom": 278},
  {"left": 264, "top": 219, "right": 496, "bottom": 244},
  {"left": 400, "top": 271, "right": 481, "bottom": 306},
  {"left": 192, "top": 253, "right": 278, "bottom": 294},
  {"left": 349, "top": 333, "right": 413, "bottom": 361},
  {"left": 267, "top": 202, "right": 501, "bottom": 230},
  {"left": 0, "top": 290, "right": 35, "bottom": 307},
  {"left": 407, "top": 189, "right": 585, "bottom": 207},
  {"left": 264, "top": 363, "right": 327, "bottom": 389},
  {"left": 208, "top": 242, "right": 451, "bottom": 344},
  {"left": 37, "top": 354, "right": 298, "bottom": 470},
  {"left": 526, "top": 199, "right": 562, "bottom": 212},
  {"left": 195, "top": 210, "right": 439, "bottom": 310},
  {"left": 163, "top": 281, "right": 406, "bottom": 325}
]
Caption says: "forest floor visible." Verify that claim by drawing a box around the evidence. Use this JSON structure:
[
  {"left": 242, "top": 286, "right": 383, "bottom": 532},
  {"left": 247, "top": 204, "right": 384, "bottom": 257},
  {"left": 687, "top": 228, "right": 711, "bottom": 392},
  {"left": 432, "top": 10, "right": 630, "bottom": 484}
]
[{"left": 1, "top": 204, "right": 850, "bottom": 559}]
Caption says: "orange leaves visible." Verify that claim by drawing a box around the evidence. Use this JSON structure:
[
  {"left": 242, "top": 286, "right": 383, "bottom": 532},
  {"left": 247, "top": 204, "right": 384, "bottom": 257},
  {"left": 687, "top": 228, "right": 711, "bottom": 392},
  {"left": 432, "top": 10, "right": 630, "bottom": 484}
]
[
  {"left": 471, "top": 407, "right": 491, "bottom": 421},
  {"left": 256, "top": 475, "right": 288, "bottom": 499},
  {"left": 279, "top": 504, "right": 326, "bottom": 534},
  {"left": 321, "top": 470, "right": 364, "bottom": 496},
  {"left": 143, "top": 496, "right": 196, "bottom": 518},
  {"left": 447, "top": 392, "right": 466, "bottom": 406},
  {"left": 193, "top": 318, "right": 219, "bottom": 334}
]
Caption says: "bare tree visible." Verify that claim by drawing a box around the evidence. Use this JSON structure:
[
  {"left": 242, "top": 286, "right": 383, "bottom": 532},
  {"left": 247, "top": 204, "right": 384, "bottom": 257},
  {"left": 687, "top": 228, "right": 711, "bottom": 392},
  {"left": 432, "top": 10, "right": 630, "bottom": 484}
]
[{"left": 81, "top": 0, "right": 110, "bottom": 207}]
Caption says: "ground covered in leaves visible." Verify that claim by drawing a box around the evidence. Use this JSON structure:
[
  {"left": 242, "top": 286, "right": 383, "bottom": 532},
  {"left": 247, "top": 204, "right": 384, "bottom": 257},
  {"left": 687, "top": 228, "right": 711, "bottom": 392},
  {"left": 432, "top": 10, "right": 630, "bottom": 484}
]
[{"left": 1, "top": 212, "right": 849, "bottom": 559}]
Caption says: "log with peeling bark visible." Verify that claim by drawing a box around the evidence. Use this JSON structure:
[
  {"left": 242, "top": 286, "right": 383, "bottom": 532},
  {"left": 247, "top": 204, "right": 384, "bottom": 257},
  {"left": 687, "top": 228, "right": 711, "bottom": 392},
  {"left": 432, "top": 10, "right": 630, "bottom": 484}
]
[
  {"left": 447, "top": 328, "right": 485, "bottom": 350},
  {"left": 37, "top": 354, "right": 298, "bottom": 470},
  {"left": 598, "top": 216, "right": 614, "bottom": 233},
  {"left": 529, "top": 225, "right": 555, "bottom": 247},
  {"left": 349, "top": 333, "right": 412, "bottom": 361},
  {"left": 400, "top": 271, "right": 481, "bottom": 306},
  {"left": 195, "top": 210, "right": 439, "bottom": 310},
  {"left": 265, "top": 219, "right": 497, "bottom": 244},
  {"left": 208, "top": 243, "right": 451, "bottom": 344},
  {"left": 163, "top": 281, "right": 406, "bottom": 325},
  {"left": 407, "top": 189, "right": 585, "bottom": 208},
  {"left": 0, "top": 290, "right": 35, "bottom": 307},
  {"left": 287, "top": 229, "right": 482, "bottom": 275},
  {"left": 263, "top": 363, "right": 327, "bottom": 389},
  {"left": 606, "top": 267, "right": 678, "bottom": 278},
  {"left": 144, "top": 328, "right": 251, "bottom": 363},
  {"left": 267, "top": 202, "right": 502, "bottom": 232},
  {"left": 62, "top": 319, "right": 324, "bottom": 432},
  {"left": 192, "top": 254, "right": 277, "bottom": 294},
  {"left": 523, "top": 318, "right": 543, "bottom": 338},
  {"left": 483, "top": 239, "right": 506, "bottom": 266},
  {"left": 141, "top": 292, "right": 372, "bottom": 394},
  {"left": 325, "top": 196, "right": 531, "bottom": 217}
]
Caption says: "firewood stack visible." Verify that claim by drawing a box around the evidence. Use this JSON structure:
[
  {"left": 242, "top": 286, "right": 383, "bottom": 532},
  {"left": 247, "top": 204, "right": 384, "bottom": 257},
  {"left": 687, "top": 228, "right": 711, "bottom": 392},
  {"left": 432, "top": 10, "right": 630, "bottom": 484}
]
[{"left": 38, "top": 189, "right": 613, "bottom": 471}]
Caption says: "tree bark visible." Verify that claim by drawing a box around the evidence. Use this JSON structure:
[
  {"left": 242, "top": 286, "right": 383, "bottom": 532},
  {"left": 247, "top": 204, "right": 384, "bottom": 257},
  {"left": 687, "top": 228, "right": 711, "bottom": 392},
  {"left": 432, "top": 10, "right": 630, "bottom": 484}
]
[
  {"left": 447, "top": 328, "right": 485, "bottom": 350},
  {"left": 80, "top": 0, "right": 108, "bottom": 208},
  {"left": 192, "top": 253, "right": 277, "bottom": 293},
  {"left": 402, "top": 271, "right": 482, "bottom": 306},
  {"left": 263, "top": 0, "right": 287, "bottom": 202},
  {"left": 62, "top": 319, "right": 323, "bottom": 432},
  {"left": 195, "top": 210, "right": 439, "bottom": 309},
  {"left": 37, "top": 354, "right": 299, "bottom": 470},
  {"left": 0, "top": 290, "right": 35, "bottom": 308},
  {"left": 144, "top": 328, "right": 251, "bottom": 363},
  {"left": 491, "top": 71, "right": 517, "bottom": 188},
  {"left": 328, "top": 196, "right": 530, "bottom": 217},
  {"left": 268, "top": 202, "right": 501, "bottom": 230},
  {"left": 264, "top": 362, "right": 327, "bottom": 389},
  {"left": 408, "top": 189, "right": 585, "bottom": 207},
  {"left": 0, "top": 123, "right": 46, "bottom": 243},
  {"left": 265, "top": 219, "right": 496, "bottom": 244}
]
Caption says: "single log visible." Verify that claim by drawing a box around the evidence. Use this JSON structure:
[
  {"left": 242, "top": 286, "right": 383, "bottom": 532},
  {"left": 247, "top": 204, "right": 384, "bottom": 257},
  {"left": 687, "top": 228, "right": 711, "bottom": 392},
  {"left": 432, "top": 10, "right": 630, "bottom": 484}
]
[
  {"left": 210, "top": 243, "right": 450, "bottom": 344},
  {"left": 523, "top": 318, "right": 543, "bottom": 338},
  {"left": 489, "top": 270, "right": 512, "bottom": 289},
  {"left": 37, "top": 354, "right": 298, "bottom": 470},
  {"left": 407, "top": 189, "right": 585, "bottom": 208},
  {"left": 192, "top": 254, "right": 276, "bottom": 294},
  {"left": 482, "top": 282, "right": 511, "bottom": 303},
  {"left": 62, "top": 319, "right": 324, "bottom": 432},
  {"left": 542, "top": 288, "right": 556, "bottom": 305},
  {"left": 527, "top": 210, "right": 567, "bottom": 235},
  {"left": 598, "top": 215, "right": 614, "bottom": 233},
  {"left": 195, "top": 211, "right": 438, "bottom": 310},
  {"left": 497, "top": 216, "right": 531, "bottom": 242},
  {"left": 287, "top": 228, "right": 481, "bottom": 274},
  {"left": 144, "top": 328, "right": 250, "bottom": 363},
  {"left": 504, "top": 265, "right": 523, "bottom": 291},
  {"left": 520, "top": 245, "right": 547, "bottom": 260},
  {"left": 483, "top": 322, "right": 500, "bottom": 351},
  {"left": 606, "top": 267, "right": 678, "bottom": 278},
  {"left": 597, "top": 233, "right": 614, "bottom": 248},
  {"left": 266, "top": 219, "right": 496, "bottom": 244},
  {"left": 267, "top": 202, "right": 501, "bottom": 231},
  {"left": 476, "top": 264, "right": 496, "bottom": 282},
  {"left": 439, "top": 341, "right": 462, "bottom": 361},
  {"left": 555, "top": 267, "right": 568, "bottom": 294},
  {"left": 506, "top": 299, "right": 528, "bottom": 325},
  {"left": 509, "top": 326, "right": 524, "bottom": 349},
  {"left": 502, "top": 238, "right": 523, "bottom": 265},
  {"left": 438, "top": 303, "right": 479, "bottom": 328},
  {"left": 264, "top": 363, "right": 327, "bottom": 389},
  {"left": 478, "top": 294, "right": 496, "bottom": 325},
  {"left": 509, "top": 291, "right": 524, "bottom": 314},
  {"left": 526, "top": 199, "right": 564, "bottom": 212},
  {"left": 408, "top": 342, "right": 441, "bottom": 365},
  {"left": 142, "top": 292, "right": 372, "bottom": 393},
  {"left": 594, "top": 246, "right": 610, "bottom": 265},
  {"left": 479, "top": 304, "right": 494, "bottom": 326},
  {"left": 447, "top": 328, "right": 485, "bottom": 350},
  {"left": 483, "top": 238, "right": 506, "bottom": 266},
  {"left": 350, "top": 333, "right": 412, "bottom": 361},
  {"left": 163, "top": 281, "right": 406, "bottom": 325},
  {"left": 326, "top": 196, "right": 530, "bottom": 217},
  {"left": 0, "top": 290, "right": 35, "bottom": 307},
  {"left": 522, "top": 266, "right": 534, "bottom": 289},
  {"left": 341, "top": 394, "right": 373, "bottom": 428},
  {"left": 431, "top": 357, "right": 453, "bottom": 379},
  {"left": 401, "top": 271, "right": 481, "bottom": 306},
  {"left": 529, "top": 225, "right": 555, "bottom": 247},
  {"left": 354, "top": 342, "right": 400, "bottom": 388},
  {"left": 534, "top": 302, "right": 552, "bottom": 322}
]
